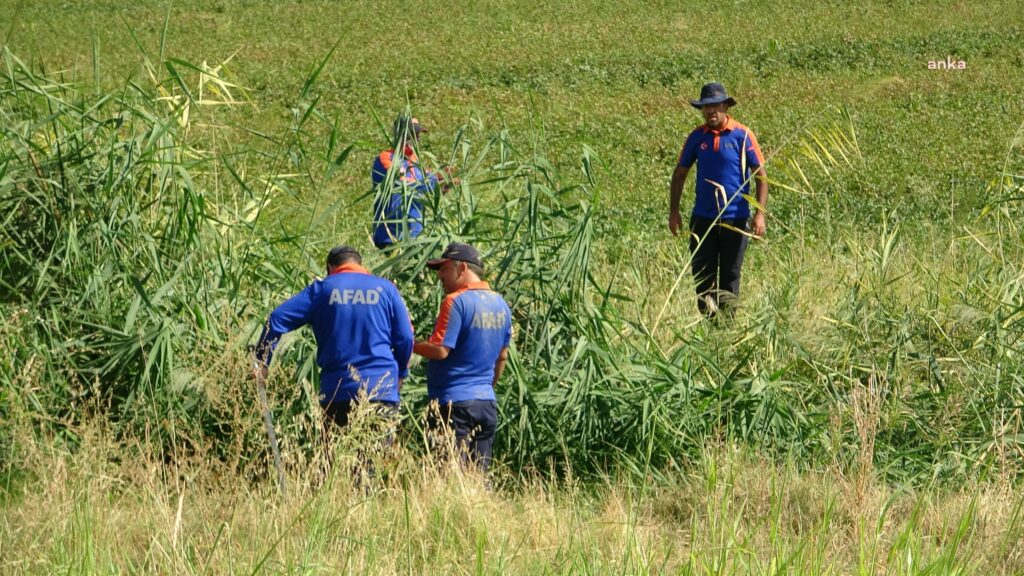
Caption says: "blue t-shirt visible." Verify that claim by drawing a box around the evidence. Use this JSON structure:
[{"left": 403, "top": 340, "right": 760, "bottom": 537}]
[
  {"left": 425, "top": 282, "right": 512, "bottom": 403},
  {"left": 677, "top": 117, "right": 764, "bottom": 220},
  {"left": 371, "top": 147, "right": 438, "bottom": 246},
  {"left": 255, "top": 264, "right": 415, "bottom": 404}
]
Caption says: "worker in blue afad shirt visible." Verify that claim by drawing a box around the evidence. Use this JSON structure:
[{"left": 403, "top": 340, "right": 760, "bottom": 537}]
[
  {"left": 253, "top": 245, "right": 414, "bottom": 442},
  {"left": 668, "top": 82, "right": 769, "bottom": 318},
  {"left": 371, "top": 115, "right": 455, "bottom": 249},
  {"left": 413, "top": 243, "right": 512, "bottom": 474}
]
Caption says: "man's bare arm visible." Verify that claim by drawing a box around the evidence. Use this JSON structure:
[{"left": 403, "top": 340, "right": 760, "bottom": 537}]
[
  {"left": 669, "top": 165, "right": 690, "bottom": 236},
  {"left": 491, "top": 347, "right": 509, "bottom": 387},
  {"left": 751, "top": 166, "right": 768, "bottom": 237},
  {"left": 414, "top": 340, "right": 450, "bottom": 360}
]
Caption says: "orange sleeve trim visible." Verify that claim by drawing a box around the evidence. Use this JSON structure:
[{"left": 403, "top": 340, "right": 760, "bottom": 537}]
[
  {"left": 745, "top": 129, "right": 765, "bottom": 166},
  {"left": 428, "top": 293, "right": 458, "bottom": 345}
]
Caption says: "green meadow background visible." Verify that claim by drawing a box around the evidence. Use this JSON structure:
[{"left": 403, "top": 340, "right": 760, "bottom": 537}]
[{"left": 2, "top": 0, "right": 1023, "bottom": 573}]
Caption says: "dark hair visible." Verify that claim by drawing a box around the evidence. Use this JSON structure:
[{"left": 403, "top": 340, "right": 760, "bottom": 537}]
[
  {"left": 466, "top": 262, "right": 484, "bottom": 277},
  {"left": 327, "top": 245, "right": 362, "bottom": 269}
]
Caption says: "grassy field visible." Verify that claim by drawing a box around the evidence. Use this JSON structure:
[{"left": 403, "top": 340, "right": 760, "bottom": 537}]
[{"left": 2, "top": 0, "right": 1024, "bottom": 573}]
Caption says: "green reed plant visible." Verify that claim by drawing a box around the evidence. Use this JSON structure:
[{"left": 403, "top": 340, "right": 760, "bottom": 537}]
[{"left": 2, "top": 44, "right": 1022, "bottom": 488}]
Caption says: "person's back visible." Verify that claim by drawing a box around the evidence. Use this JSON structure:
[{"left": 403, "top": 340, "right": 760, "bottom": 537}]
[
  {"left": 414, "top": 243, "right": 512, "bottom": 474},
  {"left": 371, "top": 116, "right": 438, "bottom": 249},
  {"left": 256, "top": 252, "right": 413, "bottom": 404},
  {"left": 308, "top": 265, "right": 412, "bottom": 402},
  {"left": 425, "top": 283, "right": 512, "bottom": 403},
  {"left": 371, "top": 146, "right": 436, "bottom": 248}
]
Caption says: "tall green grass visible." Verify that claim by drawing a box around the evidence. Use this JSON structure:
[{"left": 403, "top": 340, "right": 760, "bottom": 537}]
[{"left": 1, "top": 41, "right": 1022, "bottom": 491}]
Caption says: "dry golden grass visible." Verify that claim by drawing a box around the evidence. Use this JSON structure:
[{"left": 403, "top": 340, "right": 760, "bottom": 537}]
[{"left": 3, "top": 418, "right": 1023, "bottom": 575}]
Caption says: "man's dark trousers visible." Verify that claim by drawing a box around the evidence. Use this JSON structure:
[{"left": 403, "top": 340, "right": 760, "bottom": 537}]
[
  {"left": 428, "top": 399, "right": 498, "bottom": 472},
  {"left": 689, "top": 215, "right": 750, "bottom": 316},
  {"left": 324, "top": 400, "right": 399, "bottom": 429},
  {"left": 321, "top": 400, "right": 399, "bottom": 483}
]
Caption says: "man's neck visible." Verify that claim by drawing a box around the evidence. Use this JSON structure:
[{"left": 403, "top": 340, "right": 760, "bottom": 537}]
[
  {"left": 706, "top": 115, "right": 731, "bottom": 132},
  {"left": 447, "top": 274, "right": 485, "bottom": 293},
  {"left": 329, "top": 262, "right": 368, "bottom": 275}
]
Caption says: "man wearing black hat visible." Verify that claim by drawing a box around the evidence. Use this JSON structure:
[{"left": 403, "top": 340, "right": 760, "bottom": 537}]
[
  {"left": 371, "top": 115, "right": 455, "bottom": 249},
  {"left": 668, "top": 82, "right": 768, "bottom": 317},
  {"left": 413, "top": 242, "right": 512, "bottom": 473},
  {"left": 253, "top": 246, "right": 415, "bottom": 443}
]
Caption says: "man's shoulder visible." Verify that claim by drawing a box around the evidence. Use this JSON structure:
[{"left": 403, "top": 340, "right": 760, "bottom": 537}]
[
  {"left": 324, "top": 271, "right": 392, "bottom": 288},
  {"left": 681, "top": 125, "right": 708, "bottom": 150},
  {"left": 472, "top": 287, "right": 511, "bottom": 309},
  {"left": 685, "top": 124, "right": 707, "bottom": 139},
  {"left": 728, "top": 120, "right": 758, "bottom": 137},
  {"left": 373, "top": 149, "right": 396, "bottom": 168}
]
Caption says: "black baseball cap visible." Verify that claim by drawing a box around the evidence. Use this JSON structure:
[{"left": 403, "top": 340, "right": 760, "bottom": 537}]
[
  {"left": 393, "top": 115, "right": 426, "bottom": 140},
  {"left": 426, "top": 242, "right": 483, "bottom": 269}
]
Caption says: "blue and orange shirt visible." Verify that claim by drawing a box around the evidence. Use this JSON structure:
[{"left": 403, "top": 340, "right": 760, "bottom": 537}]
[
  {"left": 425, "top": 282, "right": 512, "bottom": 403},
  {"left": 677, "top": 117, "right": 765, "bottom": 220},
  {"left": 255, "top": 264, "right": 415, "bottom": 404},
  {"left": 371, "top": 146, "right": 439, "bottom": 246}
]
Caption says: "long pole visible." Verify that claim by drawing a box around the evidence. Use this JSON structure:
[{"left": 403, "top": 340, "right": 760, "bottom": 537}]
[{"left": 251, "top": 346, "right": 287, "bottom": 496}]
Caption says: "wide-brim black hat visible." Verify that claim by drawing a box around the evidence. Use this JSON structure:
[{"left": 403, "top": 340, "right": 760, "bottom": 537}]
[{"left": 690, "top": 82, "right": 737, "bottom": 109}]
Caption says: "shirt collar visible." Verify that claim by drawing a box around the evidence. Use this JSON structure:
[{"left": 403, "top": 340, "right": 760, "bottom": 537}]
[
  {"left": 400, "top": 145, "right": 418, "bottom": 162},
  {"left": 328, "top": 263, "right": 369, "bottom": 275},
  {"left": 456, "top": 281, "right": 491, "bottom": 291},
  {"left": 702, "top": 116, "right": 737, "bottom": 134}
]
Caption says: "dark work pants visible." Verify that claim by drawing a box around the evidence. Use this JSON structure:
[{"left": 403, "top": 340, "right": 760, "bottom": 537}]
[
  {"left": 321, "top": 400, "right": 399, "bottom": 484},
  {"left": 689, "top": 215, "right": 750, "bottom": 316},
  {"left": 427, "top": 399, "right": 498, "bottom": 472},
  {"left": 323, "top": 400, "right": 399, "bottom": 430}
]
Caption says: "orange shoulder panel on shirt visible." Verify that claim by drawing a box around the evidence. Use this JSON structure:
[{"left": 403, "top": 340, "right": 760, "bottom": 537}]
[
  {"left": 428, "top": 288, "right": 468, "bottom": 346},
  {"left": 734, "top": 122, "right": 765, "bottom": 165}
]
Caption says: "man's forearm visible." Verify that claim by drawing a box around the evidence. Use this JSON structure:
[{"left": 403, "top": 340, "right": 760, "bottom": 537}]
[
  {"left": 669, "top": 166, "right": 689, "bottom": 213},
  {"left": 754, "top": 167, "right": 768, "bottom": 214},
  {"left": 414, "top": 340, "right": 449, "bottom": 360},
  {"left": 491, "top": 348, "right": 509, "bottom": 387}
]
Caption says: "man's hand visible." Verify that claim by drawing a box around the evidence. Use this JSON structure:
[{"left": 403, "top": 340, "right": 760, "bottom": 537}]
[
  {"left": 668, "top": 210, "right": 684, "bottom": 237},
  {"left": 438, "top": 166, "right": 460, "bottom": 194},
  {"left": 440, "top": 177, "right": 461, "bottom": 194},
  {"left": 253, "top": 363, "right": 268, "bottom": 387},
  {"left": 751, "top": 212, "right": 766, "bottom": 238},
  {"left": 668, "top": 165, "right": 689, "bottom": 237}
]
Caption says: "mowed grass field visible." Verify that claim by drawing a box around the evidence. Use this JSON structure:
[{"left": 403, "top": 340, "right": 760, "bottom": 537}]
[{"left": 2, "top": 0, "right": 1024, "bottom": 573}]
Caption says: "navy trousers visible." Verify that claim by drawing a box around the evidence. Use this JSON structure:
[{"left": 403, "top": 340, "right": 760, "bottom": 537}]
[
  {"left": 689, "top": 215, "right": 750, "bottom": 316},
  {"left": 321, "top": 400, "right": 399, "bottom": 485},
  {"left": 427, "top": 399, "right": 498, "bottom": 472}
]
